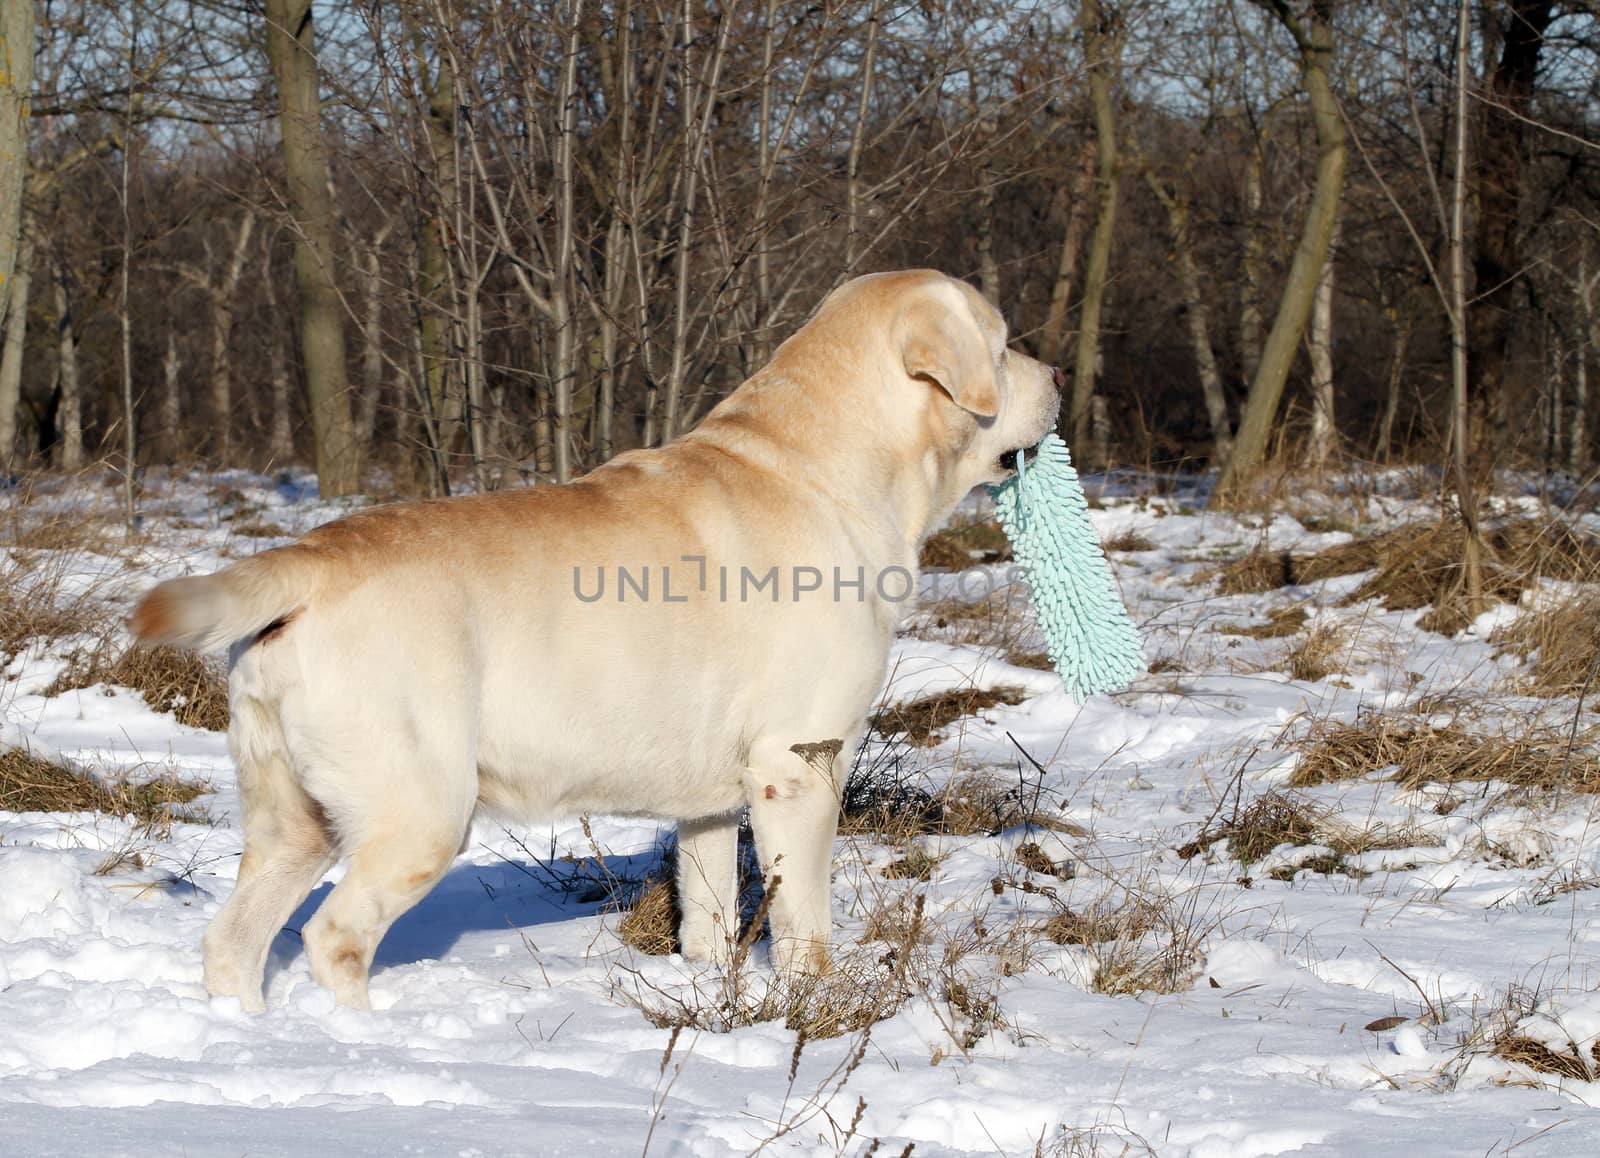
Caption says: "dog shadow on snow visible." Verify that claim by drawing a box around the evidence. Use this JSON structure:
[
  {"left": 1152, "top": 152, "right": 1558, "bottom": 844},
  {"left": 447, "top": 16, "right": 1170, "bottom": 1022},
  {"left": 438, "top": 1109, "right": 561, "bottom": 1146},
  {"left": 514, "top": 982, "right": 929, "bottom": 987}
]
[{"left": 266, "top": 845, "right": 671, "bottom": 986}]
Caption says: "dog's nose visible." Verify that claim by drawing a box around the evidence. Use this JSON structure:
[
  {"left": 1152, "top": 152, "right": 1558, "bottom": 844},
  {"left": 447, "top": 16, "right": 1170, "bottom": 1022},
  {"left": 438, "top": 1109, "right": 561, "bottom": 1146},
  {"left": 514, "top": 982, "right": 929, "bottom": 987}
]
[{"left": 1051, "top": 366, "right": 1068, "bottom": 390}]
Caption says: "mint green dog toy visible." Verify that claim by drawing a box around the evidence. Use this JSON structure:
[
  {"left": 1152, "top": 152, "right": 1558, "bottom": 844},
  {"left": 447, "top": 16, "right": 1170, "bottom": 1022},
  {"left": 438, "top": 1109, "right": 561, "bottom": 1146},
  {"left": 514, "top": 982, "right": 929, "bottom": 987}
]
[{"left": 989, "top": 433, "right": 1144, "bottom": 700}]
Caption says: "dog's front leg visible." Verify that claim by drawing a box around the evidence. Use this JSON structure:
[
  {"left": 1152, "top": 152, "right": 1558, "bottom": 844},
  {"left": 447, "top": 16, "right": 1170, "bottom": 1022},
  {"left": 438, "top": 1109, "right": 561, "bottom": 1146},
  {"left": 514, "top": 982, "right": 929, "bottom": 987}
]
[
  {"left": 744, "top": 737, "right": 843, "bottom": 976},
  {"left": 676, "top": 812, "right": 739, "bottom": 966}
]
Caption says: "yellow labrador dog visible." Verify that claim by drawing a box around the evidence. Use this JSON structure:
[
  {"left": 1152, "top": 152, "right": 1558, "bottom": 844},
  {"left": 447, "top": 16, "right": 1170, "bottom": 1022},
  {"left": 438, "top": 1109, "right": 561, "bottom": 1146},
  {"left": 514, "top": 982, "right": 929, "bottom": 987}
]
[{"left": 133, "top": 269, "right": 1060, "bottom": 1011}]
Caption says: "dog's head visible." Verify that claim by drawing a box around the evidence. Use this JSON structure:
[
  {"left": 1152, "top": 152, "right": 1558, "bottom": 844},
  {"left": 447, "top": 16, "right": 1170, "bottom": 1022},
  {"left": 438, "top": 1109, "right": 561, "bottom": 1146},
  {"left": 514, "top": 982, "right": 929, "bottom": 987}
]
[{"left": 800, "top": 270, "right": 1062, "bottom": 516}]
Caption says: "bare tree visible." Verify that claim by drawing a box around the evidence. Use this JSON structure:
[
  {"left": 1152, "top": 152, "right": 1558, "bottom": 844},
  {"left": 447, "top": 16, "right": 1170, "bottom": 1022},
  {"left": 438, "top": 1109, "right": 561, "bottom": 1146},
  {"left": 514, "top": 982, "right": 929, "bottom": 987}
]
[
  {"left": 263, "top": 0, "right": 359, "bottom": 496},
  {"left": 0, "top": 0, "right": 32, "bottom": 331},
  {"left": 1070, "top": 0, "right": 1121, "bottom": 466},
  {"left": 0, "top": 229, "right": 29, "bottom": 464},
  {"left": 1307, "top": 217, "right": 1339, "bottom": 463},
  {"left": 1217, "top": 0, "right": 1347, "bottom": 499}
]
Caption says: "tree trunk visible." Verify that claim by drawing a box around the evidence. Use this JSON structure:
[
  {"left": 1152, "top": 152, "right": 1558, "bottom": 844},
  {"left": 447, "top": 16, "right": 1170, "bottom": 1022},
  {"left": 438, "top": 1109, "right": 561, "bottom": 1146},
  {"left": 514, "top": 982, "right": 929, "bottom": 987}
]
[
  {"left": 161, "top": 331, "right": 180, "bottom": 462},
  {"left": 406, "top": 7, "right": 460, "bottom": 481},
  {"left": 1448, "top": 0, "right": 1483, "bottom": 615},
  {"left": 1575, "top": 334, "right": 1591, "bottom": 475},
  {"left": 0, "top": 229, "right": 31, "bottom": 466},
  {"left": 844, "top": 0, "right": 882, "bottom": 271},
  {"left": 975, "top": 169, "right": 999, "bottom": 307},
  {"left": 1574, "top": 250, "right": 1596, "bottom": 474},
  {"left": 0, "top": 0, "right": 33, "bottom": 329},
  {"left": 549, "top": 0, "right": 584, "bottom": 481},
  {"left": 52, "top": 261, "right": 81, "bottom": 470},
  {"left": 1308, "top": 218, "right": 1339, "bottom": 464},
  {"left": 1142, "top": 166, "right": 1231, "bottom": 462},
  {"left": 661, "top": 1, "right": 731, "bottom": 444},
  {"left": 1038, "top": 139, "right": 1095, "bottom": 367},
  {"left": 1373, "top": 310, "right": 1411, "bottom": 462},
  {"left": 1469, "top": 0, "right": 1554, "bottom": 455},
  {"left": 355, "top": 223, "right": 391, "bottom": 447},
  {"left": 1216, "top": 1, "right": 1346, "bottom": 501},
  {"left": 1070, "top": 0, "right": 1119, "bottom": 465},
  {"left": 264, "top": 0, "right": 360, "bottom": 496},
  {"left": 207, "top": 213, "right": 255, "bottom": 461},
  {"left": 260, "top": 246, "right": 294, "bottom": 463},
  {"left": 1239, "top": 147, "right": 1265, "bottom": 389}
]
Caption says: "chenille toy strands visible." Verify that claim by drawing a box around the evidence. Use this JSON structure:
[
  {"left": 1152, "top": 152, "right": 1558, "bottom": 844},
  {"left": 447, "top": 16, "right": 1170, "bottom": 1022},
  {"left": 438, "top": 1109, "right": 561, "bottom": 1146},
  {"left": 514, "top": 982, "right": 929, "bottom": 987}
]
[{"left": 989, "top": 432, "right": 1144, "bottom": 700}]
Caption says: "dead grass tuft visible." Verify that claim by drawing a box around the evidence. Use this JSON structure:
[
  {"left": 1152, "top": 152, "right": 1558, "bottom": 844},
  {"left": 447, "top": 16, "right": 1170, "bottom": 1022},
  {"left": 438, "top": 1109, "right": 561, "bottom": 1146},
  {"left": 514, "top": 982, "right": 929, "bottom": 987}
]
[
  {"left": 1493, "top": 1035, "right": 1600, "bottom": 1082},
  {"left": 228, "top": 520, "right": 290, "bottom": 539},
  {"left": 842, "top": 757, "right": 1076, "bottom": 841},
  {"left": 1288, "top": 710, "right": 1600, "bottom": 792},
  {"left": 47, "top": 645, "right": 230, "bottom": 731},
  {"left": 1491, "top": 594, "right": 1600, "bottom": 698},
  {"left": 0, "top": 575, "right": 99, "bottom": 658},
  {"left": 1287, "top": 622, "right": 1349, "bottom": 683},
  {"left": 1175, "top": 789, "right": 1422, "bottom": 877},
  {"left": 1043, "top": 900, "right": 1157, "bottom": 947},
  {"left": 919, "top": 519, "right": 1012, "bottom": 570},
  {"left": 1202, "top": 544, "right": 1295, "bottom": 595},
  {"left": 1015, "top": 841, "right": 1071, "bottom": 878},
  {"left": 0, "top": 745, "right": 207, "bottom": 828},
  {"left": 1043, "top": 885, "right": 1213, "bottom": 997},
  {"left": 871, "top": 686, "right": 1025, "bottom": 746},
  {"left": 1199, "top": 518, "right": 1600, "bottom": 636},
  {"left": 1178, "top": 792, "right": 1321, "bottom": 864},
  {"left": 1102, "top": 529, "right": 1155, "bottom": 553},
  {"left": 618, "top": 877, "right": 681, "bottom": 956},
  {"left": 882, "top": 846, "right": 943, "bottom": 881},
  {"left": 1217, "top": 606, "right": 1308, "bottom": 639},
  {"left": 2, "top": 507, "right": 120, "bottom": 554},
  {"left": 908, "top": 593, "right": 1034, "bottom": 657}
]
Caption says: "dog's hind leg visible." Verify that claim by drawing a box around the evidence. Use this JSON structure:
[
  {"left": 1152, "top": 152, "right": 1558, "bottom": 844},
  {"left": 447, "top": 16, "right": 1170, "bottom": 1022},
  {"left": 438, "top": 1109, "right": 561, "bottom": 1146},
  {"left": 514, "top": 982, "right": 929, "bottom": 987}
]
[
  {"left": 677, "top": 812, "right": 739, "bottom": 965},
  {"left": 744, "top": 736, "right": 845, "bottom": 976},
  {"left": 299, "top": 758, "right": 477, "bottom": 1010},
  {"left": 204, "top": 697, "right": 336, "bottom": 1012}
]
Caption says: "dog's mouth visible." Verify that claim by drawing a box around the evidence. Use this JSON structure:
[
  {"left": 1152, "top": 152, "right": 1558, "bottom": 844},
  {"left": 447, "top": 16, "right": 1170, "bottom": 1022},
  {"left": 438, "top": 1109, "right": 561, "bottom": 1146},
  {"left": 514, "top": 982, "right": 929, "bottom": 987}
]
[{"left": 992, "top": 445, "right": 1028, "bottom": 480}]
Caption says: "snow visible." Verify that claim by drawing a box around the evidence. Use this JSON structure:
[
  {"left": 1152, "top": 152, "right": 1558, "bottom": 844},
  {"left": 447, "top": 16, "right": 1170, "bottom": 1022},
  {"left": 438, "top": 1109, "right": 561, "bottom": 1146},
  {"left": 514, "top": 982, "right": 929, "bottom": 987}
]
[{"left": 4, "top": 469, "right": 1600, "bottom": 1155}]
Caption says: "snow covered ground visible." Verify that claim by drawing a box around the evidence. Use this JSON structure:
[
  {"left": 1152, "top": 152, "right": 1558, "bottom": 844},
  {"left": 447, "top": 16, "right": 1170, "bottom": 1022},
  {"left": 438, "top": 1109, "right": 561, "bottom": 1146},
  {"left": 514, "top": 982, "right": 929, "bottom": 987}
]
[{"left": 5, "top": 469, "right": 1600, "bottom": 1156}]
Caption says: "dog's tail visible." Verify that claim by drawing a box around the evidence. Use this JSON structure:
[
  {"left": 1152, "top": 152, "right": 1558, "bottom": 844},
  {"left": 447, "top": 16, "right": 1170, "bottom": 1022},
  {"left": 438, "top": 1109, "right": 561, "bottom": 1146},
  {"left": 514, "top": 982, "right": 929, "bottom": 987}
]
[{"left": 131, "top": 547, "right": 326, "bottom": 652}]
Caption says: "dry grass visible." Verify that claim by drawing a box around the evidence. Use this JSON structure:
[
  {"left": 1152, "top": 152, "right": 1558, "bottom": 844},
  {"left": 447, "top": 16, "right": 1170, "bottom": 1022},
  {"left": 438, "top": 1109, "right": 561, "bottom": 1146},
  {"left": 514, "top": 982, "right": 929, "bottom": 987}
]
[
  {"left": 1015, "top": 841, "right": 1072, "bottom": 878},
  {"left": 618, "top": 877, "right": 681, "bottom": 956},
  {"left": 228, "top": 519, "right": 290, "bottom": 539},
  {"left": 908, "top": 592, "right": 1035, "bottom": 657},
  {"left": 1043, "top": 899, "right": 1157, "bottom": 947},
  {"left": 1288, "top": 709, "right": 1600, "bottom": 792},
  {"left": 47, "top": 644, "right": 230, "bottom": 731},
  {"left": 0, "top": 569, "right": 99, "bottom": 659},
  {"left": 882, "top": 846, "right": 943, "bottom": 881},
  {"left": 842, "top": 764, "right": 1075, "bottom": 841},
  {"left": 1, "top": 492, "right": 122, "bottom": 554},
  {"left": 1175, "top": 790, "right": 1427, "bottom": 881},
  {"left": 919, "top": 518, "right": 1012, "bottom": 570},
  {"left": 1044, "top": 884, "right": 1213, "bottom": 997},
  {"left": 871, "top": 685, "right": 1026, "bottom": 746},
  {"left": 1491, "top": 594, "right": 1600, "bottom": 698},
  {"left": 0, "top": 745, "right": 207, "bottom": 828},
  {"left": 1217, "top": 606, "right": 1308, "bottom": 639},
  {"left": 1286, "top": 622, "right": 1348, "bottom": 683},
  {"left": 1202, "top": 544, "right": 1295, "bottom": 595},
  {"left": 1178, "top": 793, "right": 1322, "bottom": 864},
  {"left": 1493, "top": 1035, "right": 1600, "bottom": 1082},
  {"left": 1102, "top": 529, "right": 1156, "bottom": 553},
  {"left": 1198, "top": 518, "right": 1600, "bottom": 636},
  {"left": 618, "top": 888, "right": 930, "bottom": 1040}
]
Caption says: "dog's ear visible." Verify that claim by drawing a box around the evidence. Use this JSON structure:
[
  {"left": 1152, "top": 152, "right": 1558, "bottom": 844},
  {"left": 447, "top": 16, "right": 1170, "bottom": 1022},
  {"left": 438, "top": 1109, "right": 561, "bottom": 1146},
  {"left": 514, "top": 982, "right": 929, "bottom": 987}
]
[{"left": 899, "top": 288, "right": 1001, "bottom": 418}]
